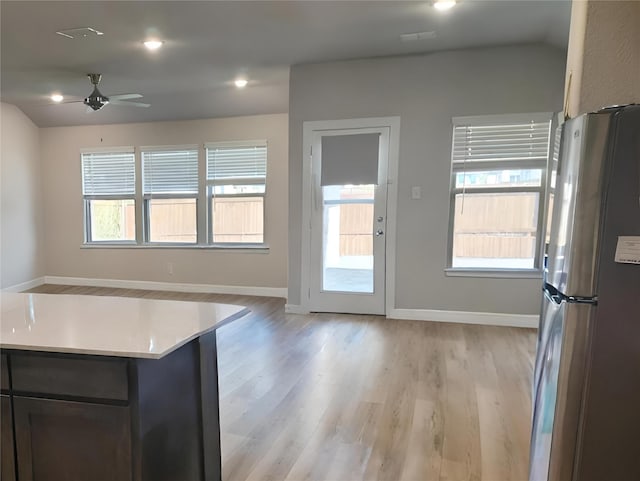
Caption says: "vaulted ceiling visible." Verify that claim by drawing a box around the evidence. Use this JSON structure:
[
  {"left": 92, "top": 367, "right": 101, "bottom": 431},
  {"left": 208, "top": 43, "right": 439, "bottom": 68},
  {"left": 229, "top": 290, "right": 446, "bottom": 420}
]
[{"left": 0, "top": 1, "right": 571, "bottom": 127}]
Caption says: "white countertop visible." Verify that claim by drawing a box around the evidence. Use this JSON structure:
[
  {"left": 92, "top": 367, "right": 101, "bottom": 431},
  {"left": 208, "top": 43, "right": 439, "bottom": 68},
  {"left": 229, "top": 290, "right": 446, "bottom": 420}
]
[{"left": 0, "top": 293, "right": 249, "bottom": 359}]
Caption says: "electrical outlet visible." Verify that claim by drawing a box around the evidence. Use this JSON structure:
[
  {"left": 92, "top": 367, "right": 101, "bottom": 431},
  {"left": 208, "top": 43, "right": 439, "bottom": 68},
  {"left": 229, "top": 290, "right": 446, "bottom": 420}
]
[{"left": 167, "top": 262, "right": 173, "bottom": 275}]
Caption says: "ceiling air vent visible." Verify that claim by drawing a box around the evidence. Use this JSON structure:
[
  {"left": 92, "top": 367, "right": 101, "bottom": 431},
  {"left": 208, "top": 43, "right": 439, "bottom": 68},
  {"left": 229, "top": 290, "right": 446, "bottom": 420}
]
[
  {"left": 56, "top": 27, "right": 104, "bottom": 39},
  {"left": 400, "top": 31, "right": 437, "bottom": 42}
]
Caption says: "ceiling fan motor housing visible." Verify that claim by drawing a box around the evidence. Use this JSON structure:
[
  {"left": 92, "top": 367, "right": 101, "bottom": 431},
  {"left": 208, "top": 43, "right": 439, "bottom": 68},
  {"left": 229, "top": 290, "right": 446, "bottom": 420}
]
[
  {"left": 84, "top": 74, "right": 108, "bottom": 110},
  {"left": 84, "top": 88, "right": 109, "bottom": 110}
]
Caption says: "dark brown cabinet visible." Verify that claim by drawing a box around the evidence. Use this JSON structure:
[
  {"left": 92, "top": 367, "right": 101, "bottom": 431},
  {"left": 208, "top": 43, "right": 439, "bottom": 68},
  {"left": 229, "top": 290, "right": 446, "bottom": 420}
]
[
  {"left": 1, "top": 332, "right": 221, "bottom": 481},
  {"left": 1, "top": 395, "right": 16, "bottom": 481},
  {"left": 13, "top": 397, "right": 131, "bottom": 481}
]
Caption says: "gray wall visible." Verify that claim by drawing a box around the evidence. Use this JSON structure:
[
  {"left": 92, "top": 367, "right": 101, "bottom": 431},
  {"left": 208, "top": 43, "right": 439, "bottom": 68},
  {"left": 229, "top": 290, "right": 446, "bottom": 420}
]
[
  {"left": 40, "top": 114, "right": 288, "bottom": 289},
  {"left": 1, "top": 103, "right": 45, "bottom": 288},
  {"left": 288, "top": 44, "right": 566, "bottom": 314}
]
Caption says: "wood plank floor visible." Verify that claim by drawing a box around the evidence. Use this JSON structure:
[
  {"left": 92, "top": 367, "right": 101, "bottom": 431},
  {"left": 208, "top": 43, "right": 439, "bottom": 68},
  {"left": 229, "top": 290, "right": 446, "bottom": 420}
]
[{"left": 26, "top": 284, "right": 536, "bottom": 481}]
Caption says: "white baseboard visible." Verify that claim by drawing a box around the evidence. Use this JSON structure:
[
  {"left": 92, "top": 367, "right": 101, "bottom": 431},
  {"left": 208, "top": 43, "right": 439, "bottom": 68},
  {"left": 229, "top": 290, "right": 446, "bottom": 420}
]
[
  {"left": 2, "top": 277, "right": 45, "bottom": 292},
  {"left": 44, "top": 276, "right": 287, "bottom": 298},
  {"left": 1, "top": 278, "right": 537, "bottom": 328},
  {"left": 388, "top": 308, "right": 539, "bottom": 328},
  {"left": 284, "top": 304, "right": 310, "bottom": 314}
]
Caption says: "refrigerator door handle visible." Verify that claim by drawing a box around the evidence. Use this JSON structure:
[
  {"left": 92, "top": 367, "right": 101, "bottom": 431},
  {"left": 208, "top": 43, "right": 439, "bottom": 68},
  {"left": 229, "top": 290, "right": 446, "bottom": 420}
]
[
  {"left": 543, "top": 283, "right": 563, "bottom": 305},
  {"left": 566, "top": 295, "right": 598, "bottom": 305},
  {"left": 544, "top": 283, "right": 598, "bottom": 306}
]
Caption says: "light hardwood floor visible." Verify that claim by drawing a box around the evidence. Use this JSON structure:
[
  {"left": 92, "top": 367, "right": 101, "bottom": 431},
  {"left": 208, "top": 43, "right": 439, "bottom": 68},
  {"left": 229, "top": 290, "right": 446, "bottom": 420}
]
[{"left": 27, "top": 284, "right": 536, "bottom": 481}]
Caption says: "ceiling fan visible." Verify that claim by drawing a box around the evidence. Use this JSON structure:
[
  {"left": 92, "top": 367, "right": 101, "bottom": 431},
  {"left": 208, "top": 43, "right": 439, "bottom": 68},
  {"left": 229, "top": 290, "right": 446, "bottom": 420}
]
[{"left": 69, "top": 73, "right": 150, "bottom": 111}]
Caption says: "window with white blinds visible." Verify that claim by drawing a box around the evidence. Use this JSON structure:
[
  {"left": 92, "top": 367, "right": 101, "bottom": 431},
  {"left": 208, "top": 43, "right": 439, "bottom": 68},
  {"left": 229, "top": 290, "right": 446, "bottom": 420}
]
[
  {"left": 142, "top": 148, "right": 199, "bottom": 195},
  {"left": 452, "top": 116, "right": 551, "bottom": 167},
  {"left": 81, "top": 142, "right": 269, "bottom": 247},
  {"left": 205, "top": 142, "right": 267, "bottom": 244},
  {"left": 82, "top": 150, "right": 135, "bottom": 196},
  {"left": 81, "top": 150, "right": 136, "bottom": 243},
  {"left": 206, "top": 143, "right": 267, "bottom": 183},
  {"left": 447, "top": 113, "right": 553, "bottom": 273},
  {"left": 141, "top": 148, "right": 199, "bottom": 244}
]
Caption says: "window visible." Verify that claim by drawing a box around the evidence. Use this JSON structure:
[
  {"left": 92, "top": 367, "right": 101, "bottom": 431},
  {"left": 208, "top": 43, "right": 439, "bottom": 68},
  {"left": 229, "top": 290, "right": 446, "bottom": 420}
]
[
  {"left": 206, "top": 142, "right": 267, "bottom": 244},
  {"left": 142, "top": 148, "right": 198, "bottom": 244},
  {"left": 82, "top": 142, "right": 268, "bottom": 248},
  {"left": 447, "top": 113, "right": 552, "bottom": 272},
  {"left": 81, "top": 149, "right": 136, "bottom": 243}
]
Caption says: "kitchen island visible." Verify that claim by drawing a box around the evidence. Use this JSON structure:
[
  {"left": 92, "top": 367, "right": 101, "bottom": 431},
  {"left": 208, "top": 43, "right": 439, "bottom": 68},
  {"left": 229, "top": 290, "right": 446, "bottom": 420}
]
[{"left": 0, "top": 292, "right": 249, "bottom": 481}]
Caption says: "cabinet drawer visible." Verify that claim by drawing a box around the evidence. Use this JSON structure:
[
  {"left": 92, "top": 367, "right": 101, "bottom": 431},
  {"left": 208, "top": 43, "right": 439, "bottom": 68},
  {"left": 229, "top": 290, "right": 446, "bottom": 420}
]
[
  {"left": 1, "top": 354, "right": 9, "bottom": 391},
  {"left": 11, "top": 354, "right": 128, "bottom": 401}
]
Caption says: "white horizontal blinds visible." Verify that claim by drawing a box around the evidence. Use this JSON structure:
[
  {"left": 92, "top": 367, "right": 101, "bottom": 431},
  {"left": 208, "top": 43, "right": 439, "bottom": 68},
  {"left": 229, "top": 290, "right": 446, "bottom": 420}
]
[
  {"left": 142, "top": 149, "right": 198, "bottom": 194},
  {"left": 452, "top": 120, "right": 551, "bottom": 164},
  {"left": 321, "top": 133, "right": 379, "bottom": 186},
  {"left": 552, "top": 124, "right": 562, "bottom": 165},
  {"left": 81, "top": 151, "right": 135, "bottom": 195},
  {"left": 207, "top": 144, "right": 267, "bottom": 184}
]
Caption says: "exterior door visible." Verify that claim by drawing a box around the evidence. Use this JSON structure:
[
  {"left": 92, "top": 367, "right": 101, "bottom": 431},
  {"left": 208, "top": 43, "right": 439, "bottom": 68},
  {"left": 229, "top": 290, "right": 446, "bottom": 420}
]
[{"left": 308, "top": 127, "right": 389, "bottom": 315}]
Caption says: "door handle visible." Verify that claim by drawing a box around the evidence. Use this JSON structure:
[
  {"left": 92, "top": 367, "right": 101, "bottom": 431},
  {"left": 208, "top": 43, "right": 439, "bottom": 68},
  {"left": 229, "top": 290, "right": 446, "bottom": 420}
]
[{"left": 375, "top": 230, "right": 384, "bottom": 236}]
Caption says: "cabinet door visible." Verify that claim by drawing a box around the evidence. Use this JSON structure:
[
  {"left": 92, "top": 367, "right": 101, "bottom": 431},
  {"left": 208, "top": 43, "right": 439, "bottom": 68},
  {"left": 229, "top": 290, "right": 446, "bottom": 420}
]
[
  {"left": 13, "top": 397, "right": 132, "bottom": 481},
  {"left": 1, "top": 395, "right": 16, "bottom": 481}
]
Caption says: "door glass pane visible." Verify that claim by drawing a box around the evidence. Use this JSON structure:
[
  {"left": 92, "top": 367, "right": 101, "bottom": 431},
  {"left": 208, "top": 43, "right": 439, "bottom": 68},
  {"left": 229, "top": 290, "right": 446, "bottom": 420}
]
[
  {"left": 452, "top": 192, "right": 539, "bottom": 269},
  {"left": 148, "top": 198, "right": 196, "bottom": 243},
  {"left": 322, "top": 185, "right": 374, "bottom": 293},
  {"left": 88, "top": 199, "right": 135, "bottom": 242}
]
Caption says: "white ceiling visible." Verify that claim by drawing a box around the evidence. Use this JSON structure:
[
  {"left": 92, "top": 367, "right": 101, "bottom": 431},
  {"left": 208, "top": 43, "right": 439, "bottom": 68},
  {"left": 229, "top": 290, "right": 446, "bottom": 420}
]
[{"left": 0, "top": 0, "right": 571, "bottom": 127}]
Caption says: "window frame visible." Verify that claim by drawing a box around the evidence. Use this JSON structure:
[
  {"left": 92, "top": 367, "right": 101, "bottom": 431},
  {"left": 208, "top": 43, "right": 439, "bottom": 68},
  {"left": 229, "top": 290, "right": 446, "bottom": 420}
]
[
  {"left": 445, "top": 112, "right": 555, "bottom": 277},
  {"left": 142, "top": 193, "right": 199, "bottom": 245},
  {"left": 140, "top": 145, "right": 200, "bottom": 246},
  {"left": 81, "top": 148, "right": 137, "bottom": 245},
  {"left": 81, "top": 142, "right": 270, "bottom": 250},
  {"left": 205, "top": 140, "right": 267, "bottom": 247},
  {"left": 83, "top": 195, "right": 137, "bottom": 245}
]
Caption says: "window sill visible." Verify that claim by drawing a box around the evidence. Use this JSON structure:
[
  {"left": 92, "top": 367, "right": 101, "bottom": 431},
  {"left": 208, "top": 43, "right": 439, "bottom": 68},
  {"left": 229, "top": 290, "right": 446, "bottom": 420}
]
[
  {"left": 81, "top": 243, "right": 270, "bottom": 253},
  {"left": 445, "top": 268, "right": 542, "bottom": 279}
]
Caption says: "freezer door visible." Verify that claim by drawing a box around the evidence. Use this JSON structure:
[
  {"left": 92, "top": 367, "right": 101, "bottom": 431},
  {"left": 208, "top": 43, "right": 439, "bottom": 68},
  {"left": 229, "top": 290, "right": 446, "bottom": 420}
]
[
  {"left": 530, "top": 292, "right": 565, "bottom": 481},
  {"left": 530, "top": 297, "right": 594, "bottom": 481},
  {"left": 533, "top": 286, "right": 559, "bottom": 400},
  {"left": 546, "top": 113, "right": 611, "bottom": 297}
]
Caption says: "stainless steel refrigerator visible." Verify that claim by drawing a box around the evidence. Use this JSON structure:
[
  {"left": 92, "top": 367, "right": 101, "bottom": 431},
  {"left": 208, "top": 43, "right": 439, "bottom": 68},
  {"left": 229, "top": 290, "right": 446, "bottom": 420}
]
[{"left": 530, "top": 104, "right": 640, "bottom": 481}]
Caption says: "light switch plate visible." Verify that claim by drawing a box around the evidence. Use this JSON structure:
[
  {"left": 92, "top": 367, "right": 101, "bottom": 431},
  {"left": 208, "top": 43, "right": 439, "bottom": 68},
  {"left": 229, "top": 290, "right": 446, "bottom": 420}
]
[{"left": 411, "top": 186, "right": 421, "bottom": 199}]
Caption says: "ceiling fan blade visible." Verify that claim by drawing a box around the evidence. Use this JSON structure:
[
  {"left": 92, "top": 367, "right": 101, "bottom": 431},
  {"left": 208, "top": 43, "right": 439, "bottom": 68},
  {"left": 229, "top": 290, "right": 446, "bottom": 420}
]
[
  {"left": 109, "top": 93, "right": 143, "bottom": 101},
  {"left": 55, "top": 99, "right": 84, "bottom": 105},
  {"left": 109, "top": 99, "right": 150, "bottom": 108}
]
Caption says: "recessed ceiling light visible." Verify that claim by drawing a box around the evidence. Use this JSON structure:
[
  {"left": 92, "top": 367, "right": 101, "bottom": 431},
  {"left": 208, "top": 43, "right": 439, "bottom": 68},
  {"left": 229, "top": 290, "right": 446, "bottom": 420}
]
[
  {"left": 234, "top": 79, "right": 248, "bottom": 88},
  {"left": 51, "top": 94, "right": 64, "bottom": 103},
  {"left": 434, "top": 0, "right": 456, "bottom": 11},
  {"left": 143, "top": 40, "right": 163, "bottom": 50}
]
